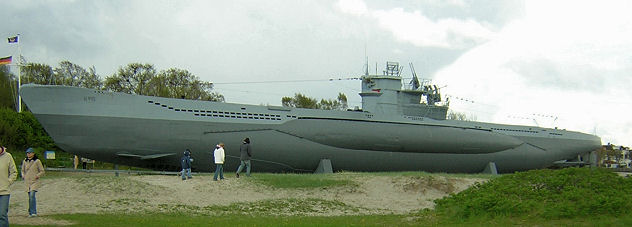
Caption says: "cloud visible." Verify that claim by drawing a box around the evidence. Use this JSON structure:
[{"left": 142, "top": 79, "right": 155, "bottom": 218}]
[
  {"left": 504, "top": 58, "right": 606, "bottom": 91},
  {"left": 336, "top": 0, "right": 368, "bottom": 16},
  {"left": 337, "top": 0, "right": 497, "bottom": 49},
  {"left": 433, "top": 1, "right": 632, "bottom": 145},
  {"left": 371, "top": 8, "right": 496, "bottom": 49}
]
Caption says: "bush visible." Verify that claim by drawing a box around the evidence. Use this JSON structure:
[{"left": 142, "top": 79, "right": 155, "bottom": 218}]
[
  {"left": 0, "top": 107, "right": 28, "bottom": 148},
  {"left": 434, "top": 167, "right": 632, "bottom": 219},
  {"left": 0, "top": 107, "right": 75, "bottom": 168},
  {"left": 0, "top": 107, "right": 56, "bottom": 150}
]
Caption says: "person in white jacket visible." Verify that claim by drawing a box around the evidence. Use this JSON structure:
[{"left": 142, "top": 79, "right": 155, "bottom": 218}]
[{"left": 213, "top": 143, "right": 225, "bottom": 181}]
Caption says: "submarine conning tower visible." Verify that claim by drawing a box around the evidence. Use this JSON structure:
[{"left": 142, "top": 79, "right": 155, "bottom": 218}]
[{"left": 359, "top": 61, "right": 448, "bottom": 120}]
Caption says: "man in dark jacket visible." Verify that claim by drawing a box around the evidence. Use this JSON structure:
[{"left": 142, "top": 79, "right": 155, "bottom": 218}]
[
  {"left": 181, "top": 149, "right": 193, "bottom": 180},
  {"left": 235, "top": 138, "right": 252, "bottom": 178}
]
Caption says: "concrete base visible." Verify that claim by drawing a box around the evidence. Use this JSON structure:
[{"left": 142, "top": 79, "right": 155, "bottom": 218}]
[
  {"left": 314, "top": 159, "right": 333, "bottom": 174},
  {"left": 482, "top": 162, "right": 498, "bottom": 175}
]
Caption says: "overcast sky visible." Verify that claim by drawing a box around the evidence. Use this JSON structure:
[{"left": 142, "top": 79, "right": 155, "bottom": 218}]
[{"left": 1, "top": 0, "right": 631, "bottom": 146}]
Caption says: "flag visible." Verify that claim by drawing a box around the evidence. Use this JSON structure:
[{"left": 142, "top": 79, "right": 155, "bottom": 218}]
[
  {"left": 0, "top": 56, "right": 11, "bottom": 65},
  {"left": 7, "top": 36, "right": 18, "bottom": 43}
]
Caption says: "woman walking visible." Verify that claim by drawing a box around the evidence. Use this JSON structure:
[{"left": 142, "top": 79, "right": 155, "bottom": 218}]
[{"left": 21, "top": 148, "right": 44, "bottom": 217}]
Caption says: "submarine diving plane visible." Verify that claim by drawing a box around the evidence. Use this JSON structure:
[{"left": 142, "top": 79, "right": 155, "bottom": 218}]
[{"left": 19, "top": 62, "right": 601, "bottom": 173}]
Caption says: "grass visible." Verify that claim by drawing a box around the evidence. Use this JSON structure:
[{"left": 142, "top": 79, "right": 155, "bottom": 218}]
[
  {"left": 434, "top": 167, "right": 632, "bottom": 219},
  {"left": 15, "top": 213, "right": 421, "bottom": 227},
  {"left": 12, "top": 212, "right": 632, "bottom": 227},
  {"left": 426, "top": 213, "right": 632, "bottom": 227},
  {"left": 344, "top": 170, "right": 500, "bottom": 180},
  {"left": 158, "top": 198, "right": 365, "bottom": 216},
  {"left": 13, "top": 168, "right": 632, "bottom": 226}
]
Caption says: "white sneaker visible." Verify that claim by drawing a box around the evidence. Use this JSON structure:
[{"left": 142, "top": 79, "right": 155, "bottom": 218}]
[{"left": 29, "top": 214, "right": 37, "bottom": 217}]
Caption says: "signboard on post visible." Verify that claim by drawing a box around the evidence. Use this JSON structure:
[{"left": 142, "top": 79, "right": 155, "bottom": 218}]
[{"left": 44, "top": 151, "right": 55, "bottom": 160}]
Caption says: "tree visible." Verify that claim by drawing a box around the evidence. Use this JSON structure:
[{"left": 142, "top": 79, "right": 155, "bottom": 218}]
[
  {"left": 21, "top": 61, "right": 102, "bottom": 89},
  {"left": 600, "top": 144, "right": 624, "bottom": 167},
  {"left": 21, "top": 63, "right": 55, "bottom": 85},
  {"left": 20, "top": 61, "right": 223, "bottom": 102},
  {"left": 319, "top": 93, "right": 348, "bottom": 110},
  {"left": 54, "top": 61, "right": 102, "bottom": 89},
  {"left": 447, "top": 110, "right": 476, "bottom": 121},
  {"left": 104, "top": 63, "right": 156, "bottom": 95},
  {"left": 85, "top": 66, "right": 103, "bottom": 89},
  {"left": 108, "top": 65, "right": 225, "bottom": 102},
  {"left": 282, "top": 93, "right": 319, "bottom": 109},
  {"left": 148, "top": 68, "right": 224, "bottom": 101},
  {"left": 282, "top": 93, "right": 348, "bottom": 110},
  {"left": 0, "top": 66, "right": 16, "bottom": 110}
]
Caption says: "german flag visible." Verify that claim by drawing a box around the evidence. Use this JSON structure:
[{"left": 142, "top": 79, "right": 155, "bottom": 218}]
[{"left": 0, "top": 56, "right": 11, "bottom": 65}]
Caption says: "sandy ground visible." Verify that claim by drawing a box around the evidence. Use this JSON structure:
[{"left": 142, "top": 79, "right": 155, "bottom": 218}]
[{"left": 8, "top": 172, "right": 486, "bottom": 226}]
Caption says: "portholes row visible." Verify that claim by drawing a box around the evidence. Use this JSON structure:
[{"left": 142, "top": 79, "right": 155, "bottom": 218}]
[
  {"left": 490, "top": 127, "right": 539, "bottom": 134},
  {"left": 148, "top": 100, "right": 296, "bottom": 121},
  {"left": 193, "top": 113, "right": 281, "bottom": 120}
]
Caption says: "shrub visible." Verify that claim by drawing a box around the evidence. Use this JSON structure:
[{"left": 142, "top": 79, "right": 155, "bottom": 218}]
[
  {"left": 0, "top": 107, "right": 74, "bottom": 168},
  {"left": 434, "top": 167, "right": 632, "bottom": 219},
  {"left": 0, "top": 107, "right": 56, "bottom": 150}
]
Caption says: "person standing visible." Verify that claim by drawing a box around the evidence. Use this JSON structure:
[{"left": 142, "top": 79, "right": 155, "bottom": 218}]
[
  {"left": 180, "top": 149, "right": 193, "bottom": 181},
  {"left": 81, "top": 157, "right": 88, "bottom": 170},
  {"left": 73, "top": 155, "right": 79, "bottom": 170},
  {"left": 0, "top": 146, "right": 17, "bottom": 227},
  {"left": 235, "top": 138, "right": 252, "bottom": 178},
  {"left": 213, "top": 143, "right": 225, "bottom": 181},
  {"left": 21, "top": 148, "right": 44, "bottom": 217}
]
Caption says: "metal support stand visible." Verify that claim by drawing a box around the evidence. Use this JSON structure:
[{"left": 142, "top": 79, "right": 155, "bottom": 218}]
[
  {"left": 483, "top": 162, "right": 498, "bottom": 175},
  {"left": 314, "top": 159, "right": 333, "bottom": 174}
]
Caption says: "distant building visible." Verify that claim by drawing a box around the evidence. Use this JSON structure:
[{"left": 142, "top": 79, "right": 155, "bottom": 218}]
[{"left": 599, "top": 144, "right": 631, "bottom": 168}]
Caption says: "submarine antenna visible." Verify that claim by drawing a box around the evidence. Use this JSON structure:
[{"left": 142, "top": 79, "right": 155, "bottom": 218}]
[
  {"left": 364, "top": 44, "right": 369, "bottom": 76},
  {"left": 532, "top": 118, "right": 539, "bottom": 127}
]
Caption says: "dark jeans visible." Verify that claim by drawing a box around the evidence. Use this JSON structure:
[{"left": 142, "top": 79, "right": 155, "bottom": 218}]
[
  {"left": 28, "top": 190, "right": 37, "bottom": 215},
  {"left": 0, "top": 194, "right": 9, "bottom": 227},
  {"left": 236, "top": 160, "right": 251, "bottom": 176},
  {"left": 213, "top": 164, "right": 224, "bottom": 180},
  {"left": 181, "top": 168, "right": 192, "bottom": 180}
]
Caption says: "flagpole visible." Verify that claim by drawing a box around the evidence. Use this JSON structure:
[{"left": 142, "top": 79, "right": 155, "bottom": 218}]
[{"left": 17, "top": 34, "right": 22, "bottom": 112}]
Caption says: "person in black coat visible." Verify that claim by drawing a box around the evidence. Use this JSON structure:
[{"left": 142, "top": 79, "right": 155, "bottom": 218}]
[
  {"left": 180, "top": 149, "right": 193, "bottom": 180},
  {"left": 235, "top": 138, "right": 252, "bottom": 178}
]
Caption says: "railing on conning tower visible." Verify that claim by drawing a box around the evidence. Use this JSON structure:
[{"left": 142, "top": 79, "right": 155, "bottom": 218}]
[{"left": 384, "top": 61, "right": 403, "bottom": 76}]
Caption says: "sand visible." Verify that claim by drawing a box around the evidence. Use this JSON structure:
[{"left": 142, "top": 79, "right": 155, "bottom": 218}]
[{"left": 8, "top": 172, "right": 486, "bottom": 226}]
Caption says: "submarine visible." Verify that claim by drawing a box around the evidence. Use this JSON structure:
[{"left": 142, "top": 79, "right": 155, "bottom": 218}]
[{"left": 19, "top": 62, "right": 602, "bottom": 173}]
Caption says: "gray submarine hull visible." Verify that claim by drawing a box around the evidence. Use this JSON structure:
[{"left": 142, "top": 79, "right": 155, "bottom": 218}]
[{"left": 20, "top": 84, "right": 601, "bottom": 173}]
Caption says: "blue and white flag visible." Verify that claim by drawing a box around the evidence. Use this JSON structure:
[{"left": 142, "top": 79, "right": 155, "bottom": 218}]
[{"left": 7, "top": 36, "right": 18, "bottom": 43}]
